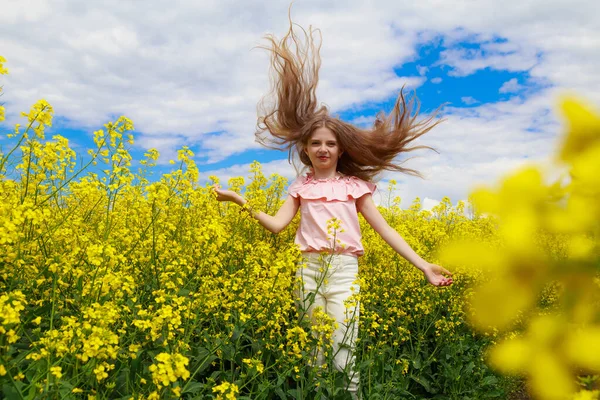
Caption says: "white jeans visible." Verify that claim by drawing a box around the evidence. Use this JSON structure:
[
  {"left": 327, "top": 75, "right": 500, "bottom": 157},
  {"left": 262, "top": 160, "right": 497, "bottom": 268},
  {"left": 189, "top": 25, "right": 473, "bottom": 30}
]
[{"left": 296, "top": 252, "right": 360, "bottom": 395}]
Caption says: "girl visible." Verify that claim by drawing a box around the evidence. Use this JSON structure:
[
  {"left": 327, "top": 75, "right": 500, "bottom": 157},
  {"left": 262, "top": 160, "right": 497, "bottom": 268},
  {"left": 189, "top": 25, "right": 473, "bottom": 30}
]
[{"left": 213, "top": 20, "right": 453, "bottom": 399}]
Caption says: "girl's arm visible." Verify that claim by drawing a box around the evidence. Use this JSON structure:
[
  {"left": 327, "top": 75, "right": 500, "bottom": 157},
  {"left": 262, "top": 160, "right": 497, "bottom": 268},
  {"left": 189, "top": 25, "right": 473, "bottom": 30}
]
[
  {"left": 356, "top": 193, "right": 453, "bottom": 286},
  {"left": 213, "top": 186, "right": 300, "bottom": 234}
]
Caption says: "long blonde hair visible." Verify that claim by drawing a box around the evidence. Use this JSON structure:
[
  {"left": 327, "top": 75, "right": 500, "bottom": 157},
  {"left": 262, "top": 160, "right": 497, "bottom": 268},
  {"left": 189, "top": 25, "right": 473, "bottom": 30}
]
[{"left": 255, "top": 17, "right": 443, "bottom": 182}]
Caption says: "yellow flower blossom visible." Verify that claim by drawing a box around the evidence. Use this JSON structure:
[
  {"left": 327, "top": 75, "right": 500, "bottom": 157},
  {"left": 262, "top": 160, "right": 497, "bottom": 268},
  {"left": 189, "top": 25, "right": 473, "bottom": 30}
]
[
  {"left": 573, "top": 390, "right": 600, "bottom": 400},
  {"left": 0, "top": 55, "right": 8, "bottom": 74},
  {"left": 242, "top": 358, "right": 265, "bottom": 374},
  {"left": 558, "top": 97, "right": 600, "bottom": 162},
  {"left": 212, "top": 381, "right": 239, "bottom": 400},
  {"left": 50, "top": 366, "right": 62, "bottom": 379},
  {"left": 149, "top": 352, "right": 190, "bottom": 389}
]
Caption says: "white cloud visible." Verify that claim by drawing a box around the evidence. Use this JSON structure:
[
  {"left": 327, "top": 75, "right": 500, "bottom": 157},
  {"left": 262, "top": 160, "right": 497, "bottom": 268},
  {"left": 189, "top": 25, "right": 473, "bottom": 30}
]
[
  {"left": 437, "top": 45, "right": 539, "bottom": 77},
  {"left": 422, "top": 198, "right": 441, "bottom": 211},
  {"left": 431, "top": 77, "right": 443, "bottom": 84},
  {"left": 461, "top": 96, "right": 478, "bottom": 105},
  {"left": 350, "top": 115, "right": 376, "bottom": 127},
  {"left": 1, "top": 0, "right": 598, "bottom": 208},
  {"left": 499, "top": 78, "right": 524, "bottom": 93}
]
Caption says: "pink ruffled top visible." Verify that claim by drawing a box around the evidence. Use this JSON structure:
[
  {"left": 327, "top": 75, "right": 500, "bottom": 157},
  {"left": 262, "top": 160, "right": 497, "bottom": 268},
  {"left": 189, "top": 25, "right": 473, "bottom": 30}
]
[{"left": 288, "top": 172, "right": 377, "bottom": 257}]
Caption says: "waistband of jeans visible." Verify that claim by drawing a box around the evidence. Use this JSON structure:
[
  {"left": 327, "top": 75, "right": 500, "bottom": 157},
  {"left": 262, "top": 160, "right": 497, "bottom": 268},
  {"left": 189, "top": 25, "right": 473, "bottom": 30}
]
[{"left": 300, "top": 251, "right": 358, "bottom": 261}]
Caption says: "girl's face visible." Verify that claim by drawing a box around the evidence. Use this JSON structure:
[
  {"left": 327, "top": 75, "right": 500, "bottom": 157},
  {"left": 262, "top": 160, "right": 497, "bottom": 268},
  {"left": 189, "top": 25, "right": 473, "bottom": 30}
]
[{"left": 304, "top": 126, "right": 343, "bottom": 172}]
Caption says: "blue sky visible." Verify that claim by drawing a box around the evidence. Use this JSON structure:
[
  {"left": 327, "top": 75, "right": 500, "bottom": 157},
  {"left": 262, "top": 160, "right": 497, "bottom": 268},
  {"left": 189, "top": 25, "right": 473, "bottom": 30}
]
[{"left": 1, "top": 0, "right": 598, "bottom": 209}]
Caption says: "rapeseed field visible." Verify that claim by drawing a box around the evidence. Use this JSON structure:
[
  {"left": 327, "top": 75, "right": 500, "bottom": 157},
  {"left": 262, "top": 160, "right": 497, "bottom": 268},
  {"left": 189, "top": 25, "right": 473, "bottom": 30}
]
[{"left": 1, "top": 55, "right": 599, "bottom": 399}]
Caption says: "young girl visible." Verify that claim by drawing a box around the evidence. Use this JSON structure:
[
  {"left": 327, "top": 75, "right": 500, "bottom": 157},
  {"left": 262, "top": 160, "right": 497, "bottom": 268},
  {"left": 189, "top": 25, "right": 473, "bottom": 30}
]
[{"left": 213, "top": 20, "right": 453, "bottom": 399}]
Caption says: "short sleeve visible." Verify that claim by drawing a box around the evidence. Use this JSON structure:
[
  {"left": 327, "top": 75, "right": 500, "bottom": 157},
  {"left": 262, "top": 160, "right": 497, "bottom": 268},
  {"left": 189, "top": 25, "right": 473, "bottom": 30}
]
[
  {"left": 288, "top": 176, "right": 307, "bottom": 198},
  {"left": 351, "top": 178, "right": 376, "bottom": 199}
]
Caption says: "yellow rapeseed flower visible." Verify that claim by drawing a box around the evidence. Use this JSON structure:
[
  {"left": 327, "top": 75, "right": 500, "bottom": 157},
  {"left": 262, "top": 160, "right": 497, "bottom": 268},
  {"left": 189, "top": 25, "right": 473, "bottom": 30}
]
[
  {"left": 212, "top": 381, "right": 239, "bottom": 400},
  {"left": 564, "top": 325, "right": 600, "bottom": 370},
  {"left": 242, "top": 358, "right": 265, "bottom": 374},
  {"left": 0, "top": 55, "right": 8, "bottom": 74},
  {"left": 149, "top": 352, "right": 190, "bottom": 389},
  {"left": 50, "top": 366, "right": 62, "bottom": 379},
  {"left": 558, "top": 97, "right": 600, "bottom": 163},
  {"left": 488, "top": 314, "right": 580, "bottom": 399},
  {"left": 573, "top": 390, "right": 600, "bottom": 400}
]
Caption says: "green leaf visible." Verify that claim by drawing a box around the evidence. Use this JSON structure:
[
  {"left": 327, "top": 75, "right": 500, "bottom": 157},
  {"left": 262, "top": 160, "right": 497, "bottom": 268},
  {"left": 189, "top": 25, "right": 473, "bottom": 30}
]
[
  {"left": 481, "top": 375, "right": 498, "bottom": 386},
  {"left": 182, "top": 381, "right": 204, "bottom": 395},
  {"left": 2, "top": 381, "right": 25, "bottom": 399},
  {"left": 412, "top": 355, "right": 422, "bottom": 370},
  {"left": 274, "top": 386, "right": 287, "bottom": 400},
  {"left": 410, "top": 374, "right": 434, "bottom": 393},
  {"left": 465, "top": 361, "right": 475, "bottom": 375},
  {"left": 231, "top": 325, "right": 244, "bottom": 341}
]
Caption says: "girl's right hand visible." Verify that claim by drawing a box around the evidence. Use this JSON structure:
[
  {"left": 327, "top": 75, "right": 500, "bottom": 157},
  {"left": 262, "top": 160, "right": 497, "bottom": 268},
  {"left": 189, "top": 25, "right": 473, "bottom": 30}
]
[{"left": 211, "top": 185, "right": 241, "bottom": 203}]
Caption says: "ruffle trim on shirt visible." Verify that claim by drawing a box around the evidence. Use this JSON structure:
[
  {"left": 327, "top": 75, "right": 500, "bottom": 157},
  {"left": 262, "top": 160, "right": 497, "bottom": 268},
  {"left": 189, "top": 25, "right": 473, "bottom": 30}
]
[{"left": 288, "top": 173, "right": 377, "bottom": 201}]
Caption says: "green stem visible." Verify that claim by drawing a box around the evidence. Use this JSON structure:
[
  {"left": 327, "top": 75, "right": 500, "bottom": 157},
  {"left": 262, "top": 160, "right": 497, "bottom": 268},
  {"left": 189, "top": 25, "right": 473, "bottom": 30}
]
[
  {"left": 20, "top": 141, "right": 34, "bottom": 204},
  {"left": 181, "top": 343, "right": 223, "bottom": 393},
  {"left": 4, "top": 362, "right": 25, "bottom": 400},
  {"left": 0, "top": 109, "right": 41, "bottom": 173}
]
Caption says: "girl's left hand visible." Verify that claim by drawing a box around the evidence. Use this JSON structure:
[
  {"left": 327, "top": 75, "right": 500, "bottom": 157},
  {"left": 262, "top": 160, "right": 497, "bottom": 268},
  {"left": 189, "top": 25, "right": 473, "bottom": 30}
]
[{"left": 422, "top": 263, "right": 453, "bottom": 287}]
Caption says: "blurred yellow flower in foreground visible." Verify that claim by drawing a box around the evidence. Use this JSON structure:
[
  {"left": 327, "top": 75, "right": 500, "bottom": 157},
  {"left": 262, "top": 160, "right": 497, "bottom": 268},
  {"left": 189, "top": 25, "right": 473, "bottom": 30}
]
[
  {"left": 489, "top": 314, "right": 600, "bottom": 400},
  {"left": 0, "top": 55, "right": 8, "bottom": 74},
  {"left": 441, "top": 96, "right": 600, "bottom": 399},
  {"left": 573, "top": 390, "right": 600, "bottom": 400},
  {"left": 0, "top": 53, "right": 7, "bottom": 122},
  {"left": 558, "top": 98, "right": 600, "bottom": 163}
]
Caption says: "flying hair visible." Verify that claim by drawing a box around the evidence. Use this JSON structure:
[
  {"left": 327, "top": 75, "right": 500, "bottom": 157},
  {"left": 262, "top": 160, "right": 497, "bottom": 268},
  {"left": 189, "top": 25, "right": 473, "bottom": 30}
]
[{"left": 255, "top": 10, "right": 444, "bottom": 182}]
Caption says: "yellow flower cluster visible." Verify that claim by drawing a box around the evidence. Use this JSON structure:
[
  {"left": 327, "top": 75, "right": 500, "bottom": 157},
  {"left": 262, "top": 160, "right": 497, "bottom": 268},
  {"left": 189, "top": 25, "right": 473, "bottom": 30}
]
[
  {"left": 0, "top": 291, "right": 26, "bottom": 347},
  {"left": 50, "top": 366, "right": 62, "bottom": 379},
  {"left": 27, "top": 302, "right": 120, "bottom": 367},
  {"left": 132, "top": 290, "right": 190, "bottom": 343},
  {"left": 573, "top": 390, "right": 600, "bottom": 400},
  {"left": 212, "top": 381, "right": 239, "bottom": 400},
  {"left": 242, "top": 358, "right": 265, "bottom": 374},
  {"left": 0, "top": 55, "right": 7, "bottom": 75},
  {"left": 148, "top": 352, "right": 190, "bottom": 389},
  {"left": 0, "top": 55, "right": 7, "bottom": 123},
  {"left": 18, "top": 99, "right": 54, "bottom": 140},
  {"left": 439, "top": 98, "right": 600, "bottom": 399},
  {"left": 310, "top": 307, "right": 337, "bottom": 347},
  {"left": 285, "top": 326, "right": 309, "bottom": 359},
  {"left": 326, "top": 217, "right": 347, "bottom": 251}
]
